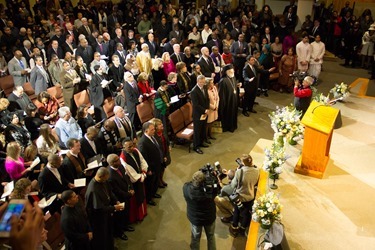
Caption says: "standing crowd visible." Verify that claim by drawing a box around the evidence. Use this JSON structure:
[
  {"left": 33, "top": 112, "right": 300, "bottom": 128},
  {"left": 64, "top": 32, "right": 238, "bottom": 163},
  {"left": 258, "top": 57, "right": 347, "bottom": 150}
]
[{"left": 0, "top": 0, "right": 373, "bottom": 249}]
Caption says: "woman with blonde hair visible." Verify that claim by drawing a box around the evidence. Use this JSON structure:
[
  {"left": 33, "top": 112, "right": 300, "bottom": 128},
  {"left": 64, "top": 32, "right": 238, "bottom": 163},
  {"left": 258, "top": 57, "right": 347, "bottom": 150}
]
[
  {"left": 137, "top": 72, "right": 155, "bottom": 101},
  {"left": 206, "top": 78, "right": 220, "bottom": 141},
  {"left": 36, "top": 123, "right": 60, "bottom": 160},
  {"left": 0, "top": 98, "right": 11, "bottom": 129},
  {"left": 5, "top": 142, "right": 31, "bottom": 181},
  {"left": 11, "top": 178, "right": 32, "bottom": 199},
  {"left": 24, "top": 144, "right": 45, "bottom": 181},
  {"left": 162, "top": 52, "right": 176, "bottom": 78}
]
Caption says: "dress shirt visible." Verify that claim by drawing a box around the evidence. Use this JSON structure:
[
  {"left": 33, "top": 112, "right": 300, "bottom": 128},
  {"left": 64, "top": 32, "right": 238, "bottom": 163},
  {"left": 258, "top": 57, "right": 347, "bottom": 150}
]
[
  {"left": 47, "top": 164, "right": 62, "bottom": 184},
  {"left": 84, "top": 134, "right": 97, "bottom": 154}
]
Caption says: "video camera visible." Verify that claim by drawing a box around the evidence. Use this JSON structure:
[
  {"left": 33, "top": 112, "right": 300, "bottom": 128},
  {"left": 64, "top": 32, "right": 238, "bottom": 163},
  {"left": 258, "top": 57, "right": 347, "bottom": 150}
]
[
  {"left": 291, "top": 71, "right": 317, "bottom": 86},
  {"left": 199, "top": 162, "right": 226, "bottom": 195}
]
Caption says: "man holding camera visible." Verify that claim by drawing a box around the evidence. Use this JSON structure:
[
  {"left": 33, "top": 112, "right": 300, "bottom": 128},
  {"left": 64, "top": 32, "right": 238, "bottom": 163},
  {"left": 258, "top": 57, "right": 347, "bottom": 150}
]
[
  {"left": 215, "top": 169, "right": 236, "bottom": 223},
  {"left": 183, "top": 171, "right": 217, "bottom": 250},
  {"left": 229, "top": 154, "right": 259, "bottom": 237}
]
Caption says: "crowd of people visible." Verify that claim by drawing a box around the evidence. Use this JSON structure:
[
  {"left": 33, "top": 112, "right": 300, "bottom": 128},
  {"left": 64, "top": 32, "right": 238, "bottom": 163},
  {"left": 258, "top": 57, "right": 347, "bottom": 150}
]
[{"left": 0, "top": 0, "right": 373, "bottom": 249}]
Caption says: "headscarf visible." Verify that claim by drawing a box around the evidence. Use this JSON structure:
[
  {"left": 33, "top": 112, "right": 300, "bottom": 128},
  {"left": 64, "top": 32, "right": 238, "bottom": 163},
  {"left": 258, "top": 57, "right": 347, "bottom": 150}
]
[{"left": 259, "top": 44, "right": 271, "bottom": 64}]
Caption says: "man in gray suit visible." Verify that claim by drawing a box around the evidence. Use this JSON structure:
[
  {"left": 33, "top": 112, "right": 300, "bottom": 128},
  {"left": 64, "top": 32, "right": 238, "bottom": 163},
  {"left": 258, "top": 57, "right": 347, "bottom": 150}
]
[
  {"left": 48, "top": 54, "right": 63, "bottom": 87},
  {"left": 60, "top": 61, "right": 81, "bottom": 117},
  {"left": 8, "top": 50, "right": 28, "bottom": 87},
  {"left": 230, "top": 34, "right": 248, "bottom": 82},
  {"left": 30, "top": 56, "right": 51, "bottom": 95}
]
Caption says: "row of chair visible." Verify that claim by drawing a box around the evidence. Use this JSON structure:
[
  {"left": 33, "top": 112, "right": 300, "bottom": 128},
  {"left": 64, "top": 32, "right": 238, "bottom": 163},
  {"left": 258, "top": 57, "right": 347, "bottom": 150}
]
[{"left": 169, "top": 102, "right": 194, "bottom": 152}]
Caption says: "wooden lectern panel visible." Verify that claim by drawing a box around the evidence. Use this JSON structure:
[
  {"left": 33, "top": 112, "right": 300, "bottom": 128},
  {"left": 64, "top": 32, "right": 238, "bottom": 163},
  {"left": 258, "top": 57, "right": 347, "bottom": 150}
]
[{"left": 295, "top": 101, "right": 339, "bottom": 178}]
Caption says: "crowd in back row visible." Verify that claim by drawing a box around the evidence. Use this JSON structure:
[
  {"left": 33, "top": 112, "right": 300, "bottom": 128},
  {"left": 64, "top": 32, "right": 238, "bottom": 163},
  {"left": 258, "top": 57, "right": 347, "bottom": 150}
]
[{"left": 0, "top": 0, "right": 374, "bottom": 248}]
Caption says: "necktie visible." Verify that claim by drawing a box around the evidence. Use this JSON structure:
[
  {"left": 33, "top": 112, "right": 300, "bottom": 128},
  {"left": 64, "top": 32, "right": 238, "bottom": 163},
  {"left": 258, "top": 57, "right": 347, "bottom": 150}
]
[
  {"left": 251, "top": 65, "right": 256, "bottom": 76},
  {"left": 85, "top": 26, "right": 90, "bottom": 34},
  {"left": 19, "top": 60, "right": 25, "bottom": 69},
  {"left": 201, "top": 87, "right": 205, "bottom": 97},
  {"left": 99, "top": 44, "right": 103, "bottom": 53},
  {"left": 177, "top": 54, "right": 181, "bottom": 62},
  {"left": 122, "top": 118, "right": 131, "bottom": 133},
  {"left": 27, "top": 49, "right": 31, "bottom": 55},
  {"left": 116, "top": 168, "right": 123, "bottom": 177},
  {"left": 151, "top": 136, "right": 163, "bottom": 160},
  {"left": 239, "top": 42, "right": 243, "bottom": 53}
]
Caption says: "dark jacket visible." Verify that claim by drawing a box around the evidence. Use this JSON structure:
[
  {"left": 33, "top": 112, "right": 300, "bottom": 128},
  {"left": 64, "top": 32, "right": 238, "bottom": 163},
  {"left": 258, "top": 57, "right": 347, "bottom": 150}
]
[{"left": 183, "top": 182, "right": 216, "bottom": 226}]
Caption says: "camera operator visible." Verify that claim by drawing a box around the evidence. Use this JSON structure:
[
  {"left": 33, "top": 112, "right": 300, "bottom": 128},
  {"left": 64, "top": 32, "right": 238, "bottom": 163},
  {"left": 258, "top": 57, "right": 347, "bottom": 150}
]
[
  {"left": 214, "top": 169, "right": 236, "bottom": 223},
  {"left": 293, "top": 76, "right": 313, "bottom": 118},
  {"left": 229, "top": 154, "right": 259, "bottom": 238},
  {"left": 183, "top": 171, "right": 217, "bottom": 250}
]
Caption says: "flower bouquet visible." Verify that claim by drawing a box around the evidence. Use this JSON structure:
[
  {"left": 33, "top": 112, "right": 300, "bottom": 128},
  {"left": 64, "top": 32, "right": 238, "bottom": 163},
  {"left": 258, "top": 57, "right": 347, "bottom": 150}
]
[
  {"left": 329, "top": 82, "right": 350, "bottom": 100},
  {"left": 313, "top": 93, "right": 331, "bottom": 105},
  {"left": 269, "top": 105, "right": 304, "bottom": 146},
  {"left": 252, "top": 192, "right": 283, "bottom": 230},
  {"left": 263, "top": 142, "right": 288, "bottom": 183}
]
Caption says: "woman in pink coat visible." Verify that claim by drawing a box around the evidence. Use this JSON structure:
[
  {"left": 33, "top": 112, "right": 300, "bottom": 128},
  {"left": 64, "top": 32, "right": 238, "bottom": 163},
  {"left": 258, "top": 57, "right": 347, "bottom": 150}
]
[{"left": 206, "top": 78, "right": 219, "bottom": 141}]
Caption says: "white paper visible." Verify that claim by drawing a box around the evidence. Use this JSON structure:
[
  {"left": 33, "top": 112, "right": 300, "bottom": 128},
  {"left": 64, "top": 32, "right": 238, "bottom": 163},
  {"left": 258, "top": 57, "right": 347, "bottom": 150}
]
[
  {"left": 86, "top": 161, "right": 101, "bottom": 171},
  {"left": 88, "top": 105, "right": 94, "bottom": 112},
  {"left": 38, "top": 194, "right": 57, "bottom": 208},
  {"left": 25, "top": 68, "right": 32, "bottom": 73},
  {"left": 85, "top": 73, "right": 92, "bottom": 81},
  {"left": 100, "top": 55, "right": 108, "bottom": 60},
  {"left": 240, "top": 88, "right": 245, "bottom": 94},
  {"left": 119, "top": 202, "right": 125, "bottom": 209},
  {"left": 74, "top": 178, "right": 86, "bottom": 187},
  {"left": 73, "top": 77, "right": 80, "bottom": 84},
  {"left": 170, "top": 95, "right": 179, "bottom": 104},
  {"left": 215, "top": 66, "right": 221, "bottom": 73},
  {"left": 250, "top": 77, "right": 255, "bottom": 82},
  {"left": 73, "top": 48, "right": 77, "bottom": 55},
  {"left": 1, "top": 181, "right": 14, "bottom": 198},
  {"left": 30, "top": 157, "right": 40, "bottom": 169},
  {"left": 181, "top": 128, "right": 193, "bottom": 135}
]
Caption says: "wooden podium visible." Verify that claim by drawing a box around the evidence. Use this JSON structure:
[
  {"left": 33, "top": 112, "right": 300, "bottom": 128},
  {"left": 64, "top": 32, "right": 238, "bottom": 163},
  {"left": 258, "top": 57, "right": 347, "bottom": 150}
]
[{"left": 295, "top": 101, "right": 339, "bottom": 178}]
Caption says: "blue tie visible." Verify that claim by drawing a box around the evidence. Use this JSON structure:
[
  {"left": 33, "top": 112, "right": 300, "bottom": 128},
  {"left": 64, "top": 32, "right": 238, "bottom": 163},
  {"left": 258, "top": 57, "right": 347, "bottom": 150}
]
[{"left": 19, "top": 60, "right": 25, "bottom": 69}]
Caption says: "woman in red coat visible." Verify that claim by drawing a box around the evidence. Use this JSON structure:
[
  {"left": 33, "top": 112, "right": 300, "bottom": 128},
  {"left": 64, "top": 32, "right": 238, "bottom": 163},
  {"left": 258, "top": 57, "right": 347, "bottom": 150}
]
[
  {"left": 137, "top": 72, "right": 155, "bottom": 101},
  {"left": 36, "top": 91, "right": 60, "bottom": 124}
]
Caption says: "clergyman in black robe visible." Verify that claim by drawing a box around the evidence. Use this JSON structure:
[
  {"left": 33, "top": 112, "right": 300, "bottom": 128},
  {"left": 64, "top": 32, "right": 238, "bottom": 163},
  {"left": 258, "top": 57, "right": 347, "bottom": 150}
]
[
  {"left": 85, "top": 167, "right": 123, "bottom": 250},
  {"left": 218, "top": 64, "right": 239, "bottom": 133}
]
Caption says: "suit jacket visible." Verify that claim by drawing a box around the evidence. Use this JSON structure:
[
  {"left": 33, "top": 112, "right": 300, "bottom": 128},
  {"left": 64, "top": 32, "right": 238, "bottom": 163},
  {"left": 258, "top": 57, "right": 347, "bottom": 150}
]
[
  {"left": 137, "top": 135, "right": 162, "bottom": 173},
  {"left": 108, "top": 167, "right": 133, "bottom": 201},
  {"left": 50, "top": 35, "right": 65, "bottom": 47},
  {"left": 145, "top": 40, "right": 160, "bottom": 58},
  {"left": 169, "top": 30, "right": 184, "bottom": 43},
  {"left": 113, "top": 50, "right": 127, "bottom": 66},
  {"left": 114, "top": 36, "right": 126, "bottom": 48},
  {"left": 88, "top": 73, "right": 105, "bottom": 106},
  {"left": 123, "top": 81, "right": 140, "bottom": 114},
  {"left": 78, "top": 25, "right": 94, "bottom": 38},
  {"left": 61, "top": 152, "right": 87, "bottom": 183},
  {"left": 8, "top": 57, "right": 28, "bottom": 87},
  {"left": 107, "top": 14, "right": 123, "bottom": 34},
  {"left": 197, "top": 56, "right": 215, "bottom": 77},
  {"left": 48, "top": 60, "right": 63, "bottom": 85},
  {"left": 60, "top": 69, "right": 80, "bottom": 107},
  {"left": 80, "top": 137, "right": 103, "bottom": 160},
  {"left": 206, "top": 39, "right": 223, "bottom": 53},
  {"left": 163, "top": 42, "right": 174, "bottom": 55},
  {"left": 62, "top": 41, "right": 77, "bottom": 55},
  {"left": 242, "top": 63, "right": 258, "bottom": 90},
  {"left": 47, "top": 47, "right": 64, "bottom": 62},
  {"left": 171, "top": 52, "right": 185, "bottom": 65},
  {"left": 8, "top": 92, "right": 34, "bottom": 111},
  {"left": 230, "top": 41, "right": 249, "bottom": 65},
  {"left": 108, "top": 64, "right": 124, "bottom": 93},
  {"left": 30, "top": 66, "right": 50, "bottom": 95},
  {"left": 190, "top": 85, "right": 209, "bottom": 121},
  {"left": 20, "top": 47, "right": 33, "bottom": 64},
  {"left": 38, "top": 167, "right": 68, "bottom": 199},
  {"left": 95, "top": 42, "right": 110, "bottom": 57},
  {"left": 113, "top": 116, "right": 137, "bottom": 140},
  {"left": 76, "top": 45, "right": 94, "bottom": 66}
]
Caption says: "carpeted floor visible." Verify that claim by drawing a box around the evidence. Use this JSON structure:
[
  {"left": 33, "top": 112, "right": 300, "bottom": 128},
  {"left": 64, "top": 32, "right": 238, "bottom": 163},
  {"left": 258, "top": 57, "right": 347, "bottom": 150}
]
[{"left": 115, "top": 59, "right": 375, "bottom": 250}]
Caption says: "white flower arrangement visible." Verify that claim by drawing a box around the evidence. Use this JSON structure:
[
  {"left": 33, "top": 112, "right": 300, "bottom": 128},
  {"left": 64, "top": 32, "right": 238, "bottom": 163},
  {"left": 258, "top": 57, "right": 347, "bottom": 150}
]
[
  {"left": 252, "top": 192, "right": 283, "bottom": 229},
  {"left": 263, "top": 142, "right": 288, "bottom": 176},
  {"left": 269, "top": 105, "right": 304, "bottom": 145},
  {"left": 329, "top": 82, "right": 350, "bottom": 99},
  {"left": 313, "top": 93, "right": 330, "bottom": 105}
]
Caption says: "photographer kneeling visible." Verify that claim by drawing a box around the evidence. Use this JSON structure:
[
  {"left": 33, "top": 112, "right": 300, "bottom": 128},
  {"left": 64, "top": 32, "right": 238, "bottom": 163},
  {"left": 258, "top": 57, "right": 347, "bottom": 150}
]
[
  {"left": 214, "top": 169, "right": 236, "bottom": 223},
  {"left": 183, "top": 171, "right": 217, "bottom": 250},
  {"left": 229, "top": 154, "right": 259, "bottom": 237},
  {"left": 293, "top": 76, "right": 313, "bottom": 118}
]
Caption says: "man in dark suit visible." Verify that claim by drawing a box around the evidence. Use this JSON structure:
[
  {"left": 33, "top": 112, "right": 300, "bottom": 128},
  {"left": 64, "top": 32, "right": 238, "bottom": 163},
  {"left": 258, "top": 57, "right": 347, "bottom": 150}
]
[
  {"left": 80, "top": 127, "right": 104, "bottom": 162},
  {"left": 89, "top": 65, "right": 107, "bottom": 121},
  {"left": 309, "top": 19, "right": 323, "bottom": 42},
  {"left": 108, "top": 55, "right": 124, "bottom": 95},
  {"left": 114, "top": 28, "right": 127, "bottom": 48},
  {"left": 190, "top": 75, "right": 210, "bottom": 154},
  {"left": 242, "top": 56, "right": 258, "bottom": 117},
  {"left": 39, "top": 154, "right": 73, "bottom": 199},
  {"left": 20, "top": 40, "right": 34, "bottom": 65},
  {"left": 113, "top": 106, "right": 137, "bottom": 142},
  {"left": 170, "top": 44, "right": 185, "bottom": 65},
  {"left": 76, "top": 38, "right": 94, "bottom": 66},
  {"left": 61, "top": 138, "right": 88, "bottom": 184},
  {"left": 113, "top": 43, "right": 127, "bottom": 69},
  {"left": 230, "top": 34, "right": 248, "bottom": 82},
  {"left": 107, "top": 11, "right": 123, "bottom": 37},
  {"left": 145, "top": 33, "right": 159, "bottom": 58},
  {"left": 65, "top": 23, "right": 79, "bottom": 46},
  {"left": 169, "top": 24, "right": 184, "bottom": 44},
  {"left": 62, "top": 34, "right": 77, "bottom": 55},
  {"left": 107, "top": 154, "right": 135, "bottom": 240},
  {"left": 197, "top": 47, "right": 215, "bottom": 78},
  {"left": 8, "top": 86, "right": 35, "bottom": 111},
  {"left": 137, "top": 122, "right": 163, "bottom": 206},
  {"left": 283, "top": 0, "right": 298, "bottom": 16},
  {"left": 123, "top": 72, "right": 141, "bottom": 126},
  {"left": 96, "top": 34, "right": 110, "bottom": 58},
  {"left": 78, "top": 18, "right": 94, "bottom": 38},
  {"left": 206, "top": 33, "right": 223, "bottom": 53},
  {"left": 103, "top": 32, "right": 116, "bottom": 58},
  {"left": 50, "top": 27, "right": 65, "bottom": 46},
  {"left": 47, "top": 40, "right": 64, "bottom": 62}
]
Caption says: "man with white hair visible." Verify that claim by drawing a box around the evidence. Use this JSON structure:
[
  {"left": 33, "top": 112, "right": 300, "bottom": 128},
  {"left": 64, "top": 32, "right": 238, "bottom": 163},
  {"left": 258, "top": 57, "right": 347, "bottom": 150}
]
[
  {"left": 78, "top": 17, "right": 92, "bottom": 37},
  {"left": 136, "top": 43, "right": 153, "bottom": 76},
  {"left": 47, "top": 40, "right": 64, "bottom": 62},
  {"left": 123, "top": 72, "right": 142, "bottom": 125},
  {"left": 55, "top": 106, "right": 83, "bottom": 148},
  {"left": 171, "top": 43, "right": 184, "bottom": 65},
  {"left": 113, "top": 105, "right": 137, "bottom": 142},
  {"left": 21, "top": 40, "right": 34, "bottom": 63}
]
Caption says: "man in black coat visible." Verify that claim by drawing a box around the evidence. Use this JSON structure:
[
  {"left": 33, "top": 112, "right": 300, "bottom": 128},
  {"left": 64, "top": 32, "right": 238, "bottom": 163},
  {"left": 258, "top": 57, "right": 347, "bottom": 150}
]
[
  {"left": 123, "top": 72, "right": 141, "bottom": 125},
  {"left": 61, "top": 138, "right": 88, "bottom": 184},
  {"left": 47, "top": 40, "right": 64, "bottom": 62},
  {"left": 107, "top": 55, "right": 124, "bottom": 95},
  {"left": 145, "top": 33, "right": 160, "bottom": 58},
  {"left": 88, "top": 65, "right": 107, "bottom": 121},
  {"left": 80, "top": 126, "right": 104, "bottom": 162},
  {"left": 62, "top": 34, "right": 77, "bottom": 55},
  {"left": 190, "top": 75, "right": 210, "bottom": 154},
  {"left": 61, "top": 190, "right": 92, "bottom": 250},
  {"left": 137, "top": 122, "right": 163, "bottom": 206},
  {"left": 170, "top": 44, "right": 185, "bottom": 65},
  {"left": 107, "top": 154, "right": 135, "bottom": 240},
  {"left": 76, "top": 38, "right": 94, "bottom": 66},
  {"left": 242, "top": 55, "right": 258, "bottom": 117},
  {"left": 183, "top": 171, "right": 217, "bottom": 249},
  {"left": 197, "top": 47, "right": 215, "bottom": 79}
]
